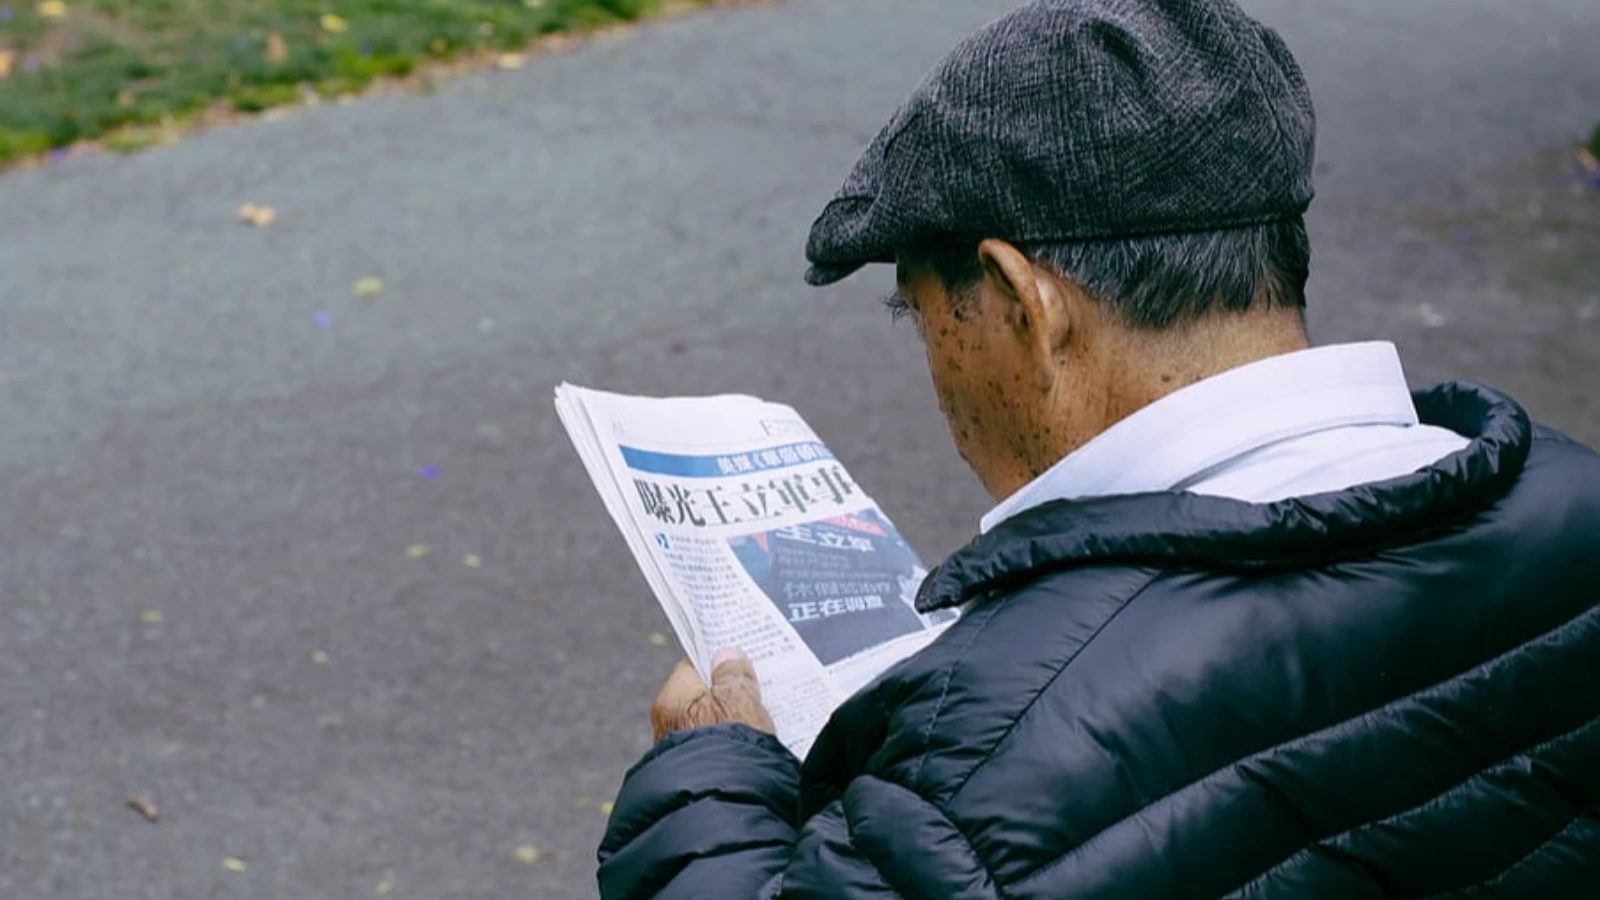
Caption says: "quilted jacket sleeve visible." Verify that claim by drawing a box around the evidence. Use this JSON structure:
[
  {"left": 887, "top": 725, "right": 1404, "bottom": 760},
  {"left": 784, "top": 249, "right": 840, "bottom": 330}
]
[
  {"left": 597, "top": 724, "right": 909, "bottom": 900},
  {"left": 597, "top": 724, "right": 803, "bottom": 900}
]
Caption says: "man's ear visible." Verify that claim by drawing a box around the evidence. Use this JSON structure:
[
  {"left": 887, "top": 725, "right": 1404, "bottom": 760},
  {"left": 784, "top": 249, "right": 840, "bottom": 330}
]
[{"left": 977, "top": 239, "right": 1070, "bottom": 386}]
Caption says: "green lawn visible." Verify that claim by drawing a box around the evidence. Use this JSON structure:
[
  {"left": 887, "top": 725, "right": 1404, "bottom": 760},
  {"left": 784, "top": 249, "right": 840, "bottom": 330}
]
[{"left": 0, "top": 0, "right": 685, "bottom": 165}]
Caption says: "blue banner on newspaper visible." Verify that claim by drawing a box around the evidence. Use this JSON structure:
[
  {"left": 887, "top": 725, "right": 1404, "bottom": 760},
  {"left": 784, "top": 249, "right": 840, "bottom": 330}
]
[{"left": 619, "top": 441, "right": 835, "bottom": 478}]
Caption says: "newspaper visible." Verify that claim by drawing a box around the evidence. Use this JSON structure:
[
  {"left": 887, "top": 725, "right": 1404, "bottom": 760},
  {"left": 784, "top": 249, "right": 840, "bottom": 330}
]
[{"left": 554, "top": 383, "right": 957, "bottom": 758}]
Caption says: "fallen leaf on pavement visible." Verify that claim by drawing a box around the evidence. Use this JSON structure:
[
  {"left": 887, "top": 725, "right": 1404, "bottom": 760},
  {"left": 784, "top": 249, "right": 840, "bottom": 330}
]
[
  {"left": 511, "top": 845, "right": 544, "bottom": 865},
  {"left": 353, "top": 276, "right": 384, "bottom": 297},
  {"left": 496, "top": 53, "right": 526, "bottom": 70},
  {"left": 222, "top": 857, "right": 247, "bottom": 873},
  {"left": 1417, "top": 303, "right": 1447, "bottom": 328},
  {"left": 648, "top": 632, "right": 669, "bottom": 648},
  {"left": 237, "top": 203, "right": 276, "bottom": 227},
  {"left": 463, "top": 554, "right": 483, "bottom": 569},
  {"left": 375, "top": 871, "right": 395, "bottom": 896},
  {"left": 598, "top": 800, "right": 615, "bottom": 815},
  {"left": 406, "top": 544, "right": 431, "bottom": 559},
  {"left": 311, "top": 650, "right": 331, "bottom": 664},
  {"left": 140, "top": 610, "right": 162, "bottom": 624},
  {"left": 127, "top": 794, "right": 160, "bottom": 822}
]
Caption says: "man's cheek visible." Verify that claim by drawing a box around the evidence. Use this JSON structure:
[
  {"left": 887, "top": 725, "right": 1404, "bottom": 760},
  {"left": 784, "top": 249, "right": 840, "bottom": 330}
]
[{"left": 933, "top": 370, "right": 985, "bottom": 464}]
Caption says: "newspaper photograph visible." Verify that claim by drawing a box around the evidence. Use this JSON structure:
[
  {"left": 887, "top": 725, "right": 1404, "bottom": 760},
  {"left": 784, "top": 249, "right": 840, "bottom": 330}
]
[{"left": 554, "top": 383, "right": 955, "bottom": 757}]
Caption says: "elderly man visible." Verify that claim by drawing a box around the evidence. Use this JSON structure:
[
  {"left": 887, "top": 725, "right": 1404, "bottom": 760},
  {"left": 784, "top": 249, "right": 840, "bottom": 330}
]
[{"left": 596, "top": 0, "right": 1600, "bottom": 897}]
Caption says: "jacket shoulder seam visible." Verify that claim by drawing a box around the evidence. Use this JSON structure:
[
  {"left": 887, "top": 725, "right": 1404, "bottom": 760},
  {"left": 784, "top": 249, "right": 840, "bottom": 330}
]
[
  {"left": 939, "top": 570, "right": 1163, "bottom": 806},
  {"left": 906, "top": 598, "right": 1011, "bottom": 789}
]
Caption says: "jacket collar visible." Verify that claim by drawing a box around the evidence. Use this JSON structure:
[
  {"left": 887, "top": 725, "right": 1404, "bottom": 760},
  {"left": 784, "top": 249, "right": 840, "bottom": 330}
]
[{"left": 916, "top": 382, "right": 1532, "bottom": 613}]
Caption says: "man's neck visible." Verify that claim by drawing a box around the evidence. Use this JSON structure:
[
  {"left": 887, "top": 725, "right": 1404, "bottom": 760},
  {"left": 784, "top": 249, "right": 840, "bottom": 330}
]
[
  {"left": 984, "top": 306, "right": 1311, "bottom": 502},
  {"left": 1100, "top": 306, "right": 1311, "bottom": 427}
]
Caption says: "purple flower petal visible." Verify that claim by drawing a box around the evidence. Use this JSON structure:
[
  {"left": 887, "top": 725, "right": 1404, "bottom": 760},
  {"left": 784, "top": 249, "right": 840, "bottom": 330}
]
[
  {"left": 47, "top": 148, "right": 68, "bottom": 162},
  {"left": 313, "top": 311, "right": 334, "bottom": 328},
  {"left": 418, "top": 464, "right": 441, "bottom": 480}
]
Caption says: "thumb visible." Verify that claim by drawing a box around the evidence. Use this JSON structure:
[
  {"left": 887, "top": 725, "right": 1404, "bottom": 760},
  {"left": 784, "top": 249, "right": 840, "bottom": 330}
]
[
  {"left": 707, "top": 646, "right": 774, "bottom": 733},
  {"left": 710, "top": 647, "right": 758, "bottom": 690},
  {"left": 708, "top": 648, "right": 775, "bottom": 735}
]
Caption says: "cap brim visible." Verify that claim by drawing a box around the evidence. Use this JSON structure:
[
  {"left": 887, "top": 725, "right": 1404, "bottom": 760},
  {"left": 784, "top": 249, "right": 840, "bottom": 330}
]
[{"left": 803, "top": 261, "right": 869, "bottom": 287}]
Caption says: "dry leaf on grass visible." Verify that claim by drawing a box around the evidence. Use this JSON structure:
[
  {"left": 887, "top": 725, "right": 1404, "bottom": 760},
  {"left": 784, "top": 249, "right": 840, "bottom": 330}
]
[{"left": 265, "top": 33, "right": 289, "bottom": 65}]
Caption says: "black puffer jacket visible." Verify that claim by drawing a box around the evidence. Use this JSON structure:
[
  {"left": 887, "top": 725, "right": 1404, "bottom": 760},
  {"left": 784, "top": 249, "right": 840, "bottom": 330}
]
[{"left": 597, "top": 383, "right": 1600, "bottom": 899}]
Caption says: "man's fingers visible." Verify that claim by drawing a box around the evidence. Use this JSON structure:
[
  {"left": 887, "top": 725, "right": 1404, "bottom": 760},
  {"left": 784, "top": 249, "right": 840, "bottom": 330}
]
[
  {"left": 650, "top": 649, "right": 775, "bottom": 739},
  {"left": 662, "top": 658, "right": 707, "bottom": 695},
  {"left": 650, "top": 659, "right": 706, "bottom": 740}
]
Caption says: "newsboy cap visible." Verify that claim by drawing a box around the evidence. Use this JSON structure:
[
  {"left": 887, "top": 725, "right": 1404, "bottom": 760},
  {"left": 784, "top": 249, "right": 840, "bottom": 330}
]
[{"left": 804, "top": 0, "right": 1317, "bottom": 286}]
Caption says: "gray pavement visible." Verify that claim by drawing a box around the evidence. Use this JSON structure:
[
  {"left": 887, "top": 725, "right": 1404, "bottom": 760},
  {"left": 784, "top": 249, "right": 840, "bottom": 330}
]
[{"left": 1, "top": 0, "right": 1596, "bottom": 897}]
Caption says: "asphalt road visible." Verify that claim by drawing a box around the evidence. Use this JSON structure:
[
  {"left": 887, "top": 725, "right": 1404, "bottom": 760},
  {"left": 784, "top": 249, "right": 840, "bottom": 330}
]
[{"left": 1, "top": 0, "right": 1596, "bottom": 897}]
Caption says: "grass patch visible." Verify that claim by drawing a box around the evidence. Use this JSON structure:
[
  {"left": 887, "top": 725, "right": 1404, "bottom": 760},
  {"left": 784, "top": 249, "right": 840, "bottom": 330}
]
[{"left": 0, "top": 0, "right": 688, "bottom": 166}]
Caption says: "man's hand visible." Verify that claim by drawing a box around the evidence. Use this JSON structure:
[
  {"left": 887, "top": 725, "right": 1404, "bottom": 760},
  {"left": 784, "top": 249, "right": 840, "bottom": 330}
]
[{"left": 650, "top": 648, "right": 775, "bottom": 741}]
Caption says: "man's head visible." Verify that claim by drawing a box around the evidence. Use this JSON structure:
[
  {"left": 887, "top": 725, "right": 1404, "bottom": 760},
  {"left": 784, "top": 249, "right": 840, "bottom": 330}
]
[
  {"left": 893, "top": 222, "right": 1310, "bottom": 499},
  {"left": 804, "top": 0, "right": 1319, "bottom": 499}
]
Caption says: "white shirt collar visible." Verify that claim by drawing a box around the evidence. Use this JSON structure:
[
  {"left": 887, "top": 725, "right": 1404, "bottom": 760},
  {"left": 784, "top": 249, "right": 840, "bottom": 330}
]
[{"left": 980, "top": 341, "right": 1421, "bottom": 533}]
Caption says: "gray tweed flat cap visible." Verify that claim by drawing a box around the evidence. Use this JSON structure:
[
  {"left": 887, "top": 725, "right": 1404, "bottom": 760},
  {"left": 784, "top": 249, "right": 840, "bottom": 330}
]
[{"left": 804, "top": 0, "right": 1317, "bottom": 286}]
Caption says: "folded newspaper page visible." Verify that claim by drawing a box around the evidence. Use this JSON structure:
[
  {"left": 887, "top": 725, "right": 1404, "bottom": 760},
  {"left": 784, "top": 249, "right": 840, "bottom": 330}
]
[{"left": 555, "top": 383, "right": 957, "bottom": 757}]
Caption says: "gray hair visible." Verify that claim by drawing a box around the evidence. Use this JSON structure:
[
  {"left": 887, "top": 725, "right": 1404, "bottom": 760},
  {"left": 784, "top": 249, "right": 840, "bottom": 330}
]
[{"left": 899, "top": 217, "right": 1310, "bottom": 330}]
